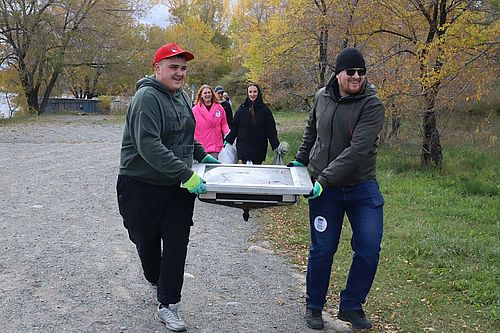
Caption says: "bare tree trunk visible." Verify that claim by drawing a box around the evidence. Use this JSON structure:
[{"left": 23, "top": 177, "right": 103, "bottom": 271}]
[
  {"left": 318, "top": 27, "right": 328, "bottom": 87},
  {"left": 40, "top": 71, "right": 60, "bottom": 114},
  {"left": 389, "top": 112, "right": 401, "bottom": 141},
  {"left": 87, "top": 71, "right": 101, "bottom": 99},
  {"left": 17, "top": 61, "right": 40, "bottom": 114},
  {"left": 26, "top": 87, "right": 40, "bottom": 114},
  {"left": 314, "top": 0, "right": 329, "bottom": 88},
  {"left": 421, "top": 89, "right": 443, "bottom": 166},
  {"left": 379, "top": 99, "right": 401, "bottom": 145}
]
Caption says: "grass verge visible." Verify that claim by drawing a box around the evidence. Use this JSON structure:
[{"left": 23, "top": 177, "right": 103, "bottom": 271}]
[
  {"left": 0, "top": 112, "right": 126, "bottom": 127},
  {"left": 260, "top": 112, "right": 499, "bottom": 332}
]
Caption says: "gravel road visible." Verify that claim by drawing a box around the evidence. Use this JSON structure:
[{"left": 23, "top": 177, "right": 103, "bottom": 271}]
[{"left": 0, "top": 115, "right": 351, "bottom": 332}]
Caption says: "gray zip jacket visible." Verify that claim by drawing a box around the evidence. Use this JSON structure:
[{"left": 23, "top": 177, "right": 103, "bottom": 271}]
[
  {"left": 295, "top": 78, "right": 385, "bottom": 187},
  {"left": 119, "top": 76, "right": 206, "bottom": 186}
]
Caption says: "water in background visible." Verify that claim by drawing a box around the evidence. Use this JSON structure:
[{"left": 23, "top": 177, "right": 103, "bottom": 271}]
[{"left": 0, "top": 94, "right": 16, "bottom": 118}]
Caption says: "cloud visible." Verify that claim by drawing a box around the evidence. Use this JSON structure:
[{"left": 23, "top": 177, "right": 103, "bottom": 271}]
[{"left": 140, "top": 4, "right": 170, "bottom": 27}]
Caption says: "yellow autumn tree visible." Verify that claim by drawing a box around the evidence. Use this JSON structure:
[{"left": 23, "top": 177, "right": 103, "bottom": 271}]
[
  {"left": 158, "top": 0, "right": 233, "bottom": 92},
  {"left": 231, "top": 0, "right": 379, "bottom": 109},
  {"left": 368, "top": 0, "right": 499, "bottom": 165}
]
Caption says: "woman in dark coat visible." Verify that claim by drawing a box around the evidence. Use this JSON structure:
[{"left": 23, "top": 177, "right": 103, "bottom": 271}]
[{"left": 225, "top": 83, "right": 280, "bottom": 164}]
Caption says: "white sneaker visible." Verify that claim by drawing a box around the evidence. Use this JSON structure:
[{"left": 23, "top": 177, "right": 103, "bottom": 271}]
[{"left": 156, "top": 303, "right": 186, "bottom": 332}]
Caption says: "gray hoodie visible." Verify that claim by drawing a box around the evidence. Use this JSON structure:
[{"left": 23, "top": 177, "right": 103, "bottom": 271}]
[
  {"left": 119, "top": 76, "right": 206, "bottom": 186},
  {"left": 295, "top": 78, "right": 385, "bottom": 187}
]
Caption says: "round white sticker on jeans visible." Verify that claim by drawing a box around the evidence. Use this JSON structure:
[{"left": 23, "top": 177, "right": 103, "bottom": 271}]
[{"left": 314, "top": 216, "right": 327, "bottom": 232}]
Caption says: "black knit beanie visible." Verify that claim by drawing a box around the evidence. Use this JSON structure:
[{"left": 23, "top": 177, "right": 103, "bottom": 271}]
[{"left": 335, "top": 48, "right": 366, "bottom": 74}]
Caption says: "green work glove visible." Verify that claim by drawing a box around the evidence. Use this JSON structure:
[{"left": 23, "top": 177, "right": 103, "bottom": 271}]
[
  {"left": 201, "top": 154, "right": 221, "bottom": 164},
  {"left": 308, "top": 181, "right": 323, "bottom": 200},
  {"left": 183, "top": 172, "right": 207, "bottom": 194},
  {"left": 287, "top": 160, "right": 304, "bottom": 167}
]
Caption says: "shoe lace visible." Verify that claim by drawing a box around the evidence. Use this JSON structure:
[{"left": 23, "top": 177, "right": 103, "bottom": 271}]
[{"left": 165, "top": 304, "right": 182, "bottom": 321}]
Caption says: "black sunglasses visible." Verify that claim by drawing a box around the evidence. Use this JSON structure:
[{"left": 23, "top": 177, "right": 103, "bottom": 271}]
[{"left": 345, "top": 68, "right": 366, "bottom": 76}]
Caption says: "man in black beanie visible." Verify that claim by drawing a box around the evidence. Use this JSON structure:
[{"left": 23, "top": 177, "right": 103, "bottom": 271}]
[{"left": 288, "top": 47, "right": 385, "bottom": 330}]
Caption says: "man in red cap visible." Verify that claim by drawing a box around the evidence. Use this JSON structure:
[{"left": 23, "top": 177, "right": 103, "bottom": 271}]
[{"left": 117, "top": 42, "right": 219, "bottom": 332}]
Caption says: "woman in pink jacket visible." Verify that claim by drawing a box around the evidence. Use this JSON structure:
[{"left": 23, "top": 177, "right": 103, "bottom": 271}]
[{"left": 192, "top": 85, "right": 230, "bottom": 158}]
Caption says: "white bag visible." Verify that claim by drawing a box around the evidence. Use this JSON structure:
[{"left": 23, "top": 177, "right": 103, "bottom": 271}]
[
  {"left": 218, "top": 143, "right": 238, "bottom": 164},
  {"left": 272, "top": 141, "right": 289, "bottom": 165}
]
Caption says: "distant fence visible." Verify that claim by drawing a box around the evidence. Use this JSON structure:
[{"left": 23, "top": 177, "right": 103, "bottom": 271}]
[{"left": 42, "top": 98, "right": 99, "bottom": 113}]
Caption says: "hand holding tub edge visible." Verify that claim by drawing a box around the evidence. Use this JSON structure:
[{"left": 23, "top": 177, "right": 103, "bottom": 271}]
[
  {"left": 306, "top": 181, "right": 323, "bottom": 200},
  {"left": 201, "top": 154, "right": 221, "bottom": 164},
  {"left": 287, "top": 160, "right": 304, "bottom": 167},
  {"left": 183, "top": 172, "right": 207, "bottom": 194}
]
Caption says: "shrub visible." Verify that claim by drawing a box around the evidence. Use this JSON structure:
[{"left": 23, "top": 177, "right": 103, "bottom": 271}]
[{"left": 98, "top": 95, "right": 112, "bottom": 114}]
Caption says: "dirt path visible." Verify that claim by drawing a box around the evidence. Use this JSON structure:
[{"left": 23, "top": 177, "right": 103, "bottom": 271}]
[{"left": 0, "top": 115, "right": 350, "bottom": 332}]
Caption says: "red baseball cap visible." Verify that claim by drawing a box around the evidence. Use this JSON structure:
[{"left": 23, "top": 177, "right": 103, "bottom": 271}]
[{"left": 152, "top": 43, "right": 194, "bottom": 67}]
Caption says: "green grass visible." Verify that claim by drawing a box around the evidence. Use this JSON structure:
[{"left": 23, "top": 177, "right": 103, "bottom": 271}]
[
  {"left": 0, "top": 111, "right": 126, "bottom": 126},
  {"left": 260, "top": 112, "right": 499, "bottom": 332}
]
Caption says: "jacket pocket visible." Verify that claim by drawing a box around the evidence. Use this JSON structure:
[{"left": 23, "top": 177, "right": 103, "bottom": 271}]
[{"left": 309, "top": 139, "right": 328, "bottom": 175}]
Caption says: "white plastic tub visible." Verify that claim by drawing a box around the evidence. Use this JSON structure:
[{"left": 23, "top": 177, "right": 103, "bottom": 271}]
[{"left": 189, "top": 163, "right": 313, "bottom": 220}]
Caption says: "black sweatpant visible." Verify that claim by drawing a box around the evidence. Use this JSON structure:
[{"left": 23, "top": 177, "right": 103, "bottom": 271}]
[{"left": 116, "top": 175, "right": 195, "bottom": 305}]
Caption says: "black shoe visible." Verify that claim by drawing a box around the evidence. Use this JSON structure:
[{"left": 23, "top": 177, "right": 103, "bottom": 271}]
[
  {"left": 305, "top": 308, "right": 324, "bottom": 330},
  {"left": 337, "top": 309, "right": 372, "bottom": 329}
]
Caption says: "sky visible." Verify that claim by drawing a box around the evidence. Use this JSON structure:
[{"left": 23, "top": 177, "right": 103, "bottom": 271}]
[{"left": 140, "top": 4, "right": 170, "bottom": 27}]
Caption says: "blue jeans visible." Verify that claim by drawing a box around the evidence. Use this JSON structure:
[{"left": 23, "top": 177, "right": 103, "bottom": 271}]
[{"left": 306, "top": 180, "right": 384, "bottom": 311}]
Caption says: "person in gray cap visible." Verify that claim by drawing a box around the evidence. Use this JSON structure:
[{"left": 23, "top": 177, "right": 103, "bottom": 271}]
[
  {"left": 214, "top": 85, "right": 233, "bottom": 128},
  {"left": 288, "top": 47, "right": 385, "bottom": 330}
]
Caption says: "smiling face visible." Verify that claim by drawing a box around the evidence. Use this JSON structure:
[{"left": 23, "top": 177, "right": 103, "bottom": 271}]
[
  {"left": 154, "top": 56, "right": 187, "bottom": 92},
  {"left": 247, "top": 85, "right": 259, "bottom": 101},
  {"left": 336, "top": 68, "right": 366, "bottom": 96},
  {"left": 201, "top": 87, "right": 213, "bottom": 105}
]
